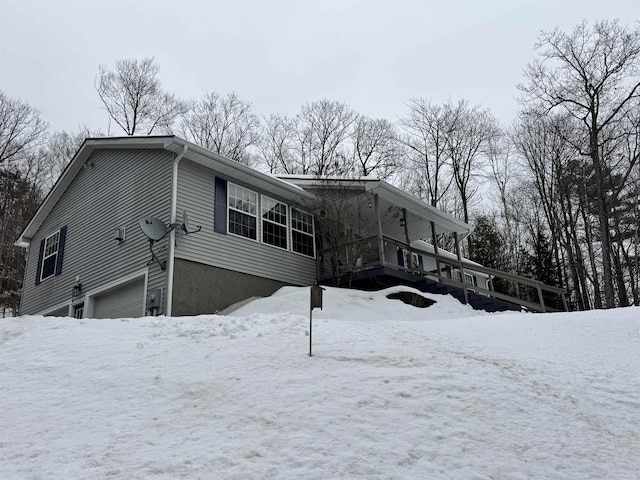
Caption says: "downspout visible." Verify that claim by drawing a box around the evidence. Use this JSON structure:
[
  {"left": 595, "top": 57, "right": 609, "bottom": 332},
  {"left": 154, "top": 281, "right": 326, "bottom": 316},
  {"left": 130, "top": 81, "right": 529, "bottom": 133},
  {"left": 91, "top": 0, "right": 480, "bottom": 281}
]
[{"left": 166, "top": 143, "right": 188, "bottom": 317}]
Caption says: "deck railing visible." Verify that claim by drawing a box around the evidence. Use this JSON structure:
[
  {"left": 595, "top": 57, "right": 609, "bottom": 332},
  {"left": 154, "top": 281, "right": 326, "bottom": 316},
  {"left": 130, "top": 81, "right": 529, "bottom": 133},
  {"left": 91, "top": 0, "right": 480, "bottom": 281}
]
[{"left": 318, "top": 235, "right": 568, "bottom": 313}]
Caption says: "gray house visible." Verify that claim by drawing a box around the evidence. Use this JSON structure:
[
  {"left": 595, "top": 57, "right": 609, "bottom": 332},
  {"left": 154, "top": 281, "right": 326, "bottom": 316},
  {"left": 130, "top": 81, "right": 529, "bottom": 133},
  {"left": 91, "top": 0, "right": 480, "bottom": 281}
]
[
  {"left": 16, "top": 136, "right": 318, "bottom": 318},
  {"left": 16, "top": 136, "right": 565, "bottom": 317}
]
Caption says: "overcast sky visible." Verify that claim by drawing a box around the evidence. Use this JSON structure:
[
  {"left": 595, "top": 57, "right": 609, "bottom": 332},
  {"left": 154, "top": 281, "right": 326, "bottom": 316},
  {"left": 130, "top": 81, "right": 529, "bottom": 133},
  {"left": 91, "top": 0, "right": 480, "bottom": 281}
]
[{"left": 1, "top": 0, "right": 638, "bottom": 135}]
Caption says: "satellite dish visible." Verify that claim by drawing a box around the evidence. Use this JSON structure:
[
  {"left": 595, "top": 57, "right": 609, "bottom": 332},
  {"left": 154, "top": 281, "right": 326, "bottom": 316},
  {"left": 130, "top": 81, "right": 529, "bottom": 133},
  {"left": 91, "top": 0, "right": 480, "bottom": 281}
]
[
  {"left": 139, "top": 217, "right": 169, "bottom": 241},
  {"left": 181, "top": 210, "right": 202, "bottom": 235},
  {"left": 138, "top": 217, "right": 170, "bottom": 270}
]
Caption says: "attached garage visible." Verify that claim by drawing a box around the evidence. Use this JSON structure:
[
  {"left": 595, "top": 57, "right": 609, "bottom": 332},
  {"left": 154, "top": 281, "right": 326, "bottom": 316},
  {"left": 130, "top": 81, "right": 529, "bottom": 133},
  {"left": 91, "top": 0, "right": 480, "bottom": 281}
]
[{"left": 90, "top": 276, "right": 146, "bottom": 319}]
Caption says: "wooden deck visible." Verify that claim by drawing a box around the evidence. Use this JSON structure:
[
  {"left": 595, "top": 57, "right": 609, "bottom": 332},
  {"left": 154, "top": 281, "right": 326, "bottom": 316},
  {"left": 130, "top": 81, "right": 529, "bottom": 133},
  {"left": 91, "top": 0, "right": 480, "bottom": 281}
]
[{"left": 317, "top": 235, "right": 568, "bottom": 313}]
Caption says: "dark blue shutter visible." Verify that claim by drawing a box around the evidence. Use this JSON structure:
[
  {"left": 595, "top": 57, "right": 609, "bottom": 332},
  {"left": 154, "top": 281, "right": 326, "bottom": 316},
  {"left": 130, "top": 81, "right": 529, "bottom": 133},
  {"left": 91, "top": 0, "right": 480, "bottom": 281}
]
[
  {"left": 214, "top": 177, "right": 227, "bottom": 234},
  {"left": 396, "top": 248, "right": 404, "bottom": 267},
  {"left": 35, "top": 238, "right": 45, "bottom": 285},
  {"left": 417, "top": 254, "right": 424, "bottom": 269},
  {"left": 55, "top": 225, "right": 67, "bottom": 276}
]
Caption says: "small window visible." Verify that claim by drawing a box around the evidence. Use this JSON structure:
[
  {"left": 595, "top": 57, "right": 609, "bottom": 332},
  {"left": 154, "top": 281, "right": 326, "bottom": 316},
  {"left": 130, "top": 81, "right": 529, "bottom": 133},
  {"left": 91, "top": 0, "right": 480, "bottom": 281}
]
[
  {"left": 73, "top": 303, "right": 84, "bottom": 319},
  {"left": 262, "top": 195, "right": 288, "bottom": 249},
  {"left": 36, "top": 226, "right": 67, "bottom": 285},
  {"left": 228, "top": 183, "right": 257, "bottom": 240},
  {"left": 291, "top": 208, "right": 315, "bottom": 257},
  {"left": 452, "top": 269, "right": 475, "bottom": 286},
  {"left": 41, "top": 231, "right": 61, "bottom": 281},
  {"left": 464, "top": 273, "right": 478, "bottom": 287}
]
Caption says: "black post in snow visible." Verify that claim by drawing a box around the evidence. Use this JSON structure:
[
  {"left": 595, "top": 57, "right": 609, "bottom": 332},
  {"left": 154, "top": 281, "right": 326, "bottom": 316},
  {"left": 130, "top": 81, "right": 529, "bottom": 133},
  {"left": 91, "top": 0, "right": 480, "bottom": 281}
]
[{"left": 309, "top": 283, "right": 325, "bottom": 357}]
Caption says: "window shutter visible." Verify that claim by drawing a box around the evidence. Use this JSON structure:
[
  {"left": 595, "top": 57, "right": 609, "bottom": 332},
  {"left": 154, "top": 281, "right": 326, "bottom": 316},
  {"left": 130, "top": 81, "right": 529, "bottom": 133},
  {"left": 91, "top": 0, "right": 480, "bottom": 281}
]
[
  {"left": 35, "top": 238, "right": 45, "bottom": 285},
  {"left": 214, "top": 177, "right": 227, "bottom": 234},
  {"left": 55, "top": 225, "right": 67, "bottom": 276},
  {"left": 417, "top": 255, "right": 424, "bottom": 270},
  {"left": 396, "top": 248, "right": 404, "bottom": 267}
]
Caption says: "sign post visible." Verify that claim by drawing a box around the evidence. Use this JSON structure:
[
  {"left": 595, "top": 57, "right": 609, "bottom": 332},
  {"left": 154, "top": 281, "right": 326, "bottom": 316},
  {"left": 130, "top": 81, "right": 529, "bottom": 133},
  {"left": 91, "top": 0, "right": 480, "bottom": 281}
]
[{"left": 309, "top": 283, "right": 325, "bottom": 357}]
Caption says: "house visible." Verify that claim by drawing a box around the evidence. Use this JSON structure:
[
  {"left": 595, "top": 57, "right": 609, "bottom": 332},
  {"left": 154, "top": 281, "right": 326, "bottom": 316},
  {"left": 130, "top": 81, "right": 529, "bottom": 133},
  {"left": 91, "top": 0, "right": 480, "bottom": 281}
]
[
  {"left": 16, "top": 136, "right": 318, "bottom": 318},
  {"left": 16, "top": 136, "right": 566, "bottom": 318}
]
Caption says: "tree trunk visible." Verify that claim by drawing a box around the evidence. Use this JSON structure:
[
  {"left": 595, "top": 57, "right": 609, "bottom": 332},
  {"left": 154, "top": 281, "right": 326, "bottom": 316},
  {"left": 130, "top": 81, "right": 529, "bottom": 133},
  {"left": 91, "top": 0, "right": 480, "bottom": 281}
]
[{"left": 590, "top": 128, "right": 616, "bottom": 308}]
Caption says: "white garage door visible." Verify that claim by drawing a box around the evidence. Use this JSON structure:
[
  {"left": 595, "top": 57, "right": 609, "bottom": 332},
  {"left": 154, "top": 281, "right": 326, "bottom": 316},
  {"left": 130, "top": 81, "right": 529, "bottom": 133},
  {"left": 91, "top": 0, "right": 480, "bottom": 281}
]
[{"left": 92, "top": 278, "right": 145, "bottom": 318}]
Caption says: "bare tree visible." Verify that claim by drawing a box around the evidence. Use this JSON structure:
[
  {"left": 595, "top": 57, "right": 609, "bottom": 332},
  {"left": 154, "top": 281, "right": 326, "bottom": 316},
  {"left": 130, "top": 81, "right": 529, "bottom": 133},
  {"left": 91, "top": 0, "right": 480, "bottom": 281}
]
[
  {"left": 484, "top": 127, "right": 522, "bottom": 270},
  {"left": 36, "top": 127, "right": 101, "bottom": 192},
  {"left": 350, "top": 116, "right": 400, "bottom": 179},
  {"left": 179, "top": 92, "right": 260, "bottom": 165},
  {"left": 518, "top": 19, "right": 640, "bottom": 308},
  {"left": 446, "top": 100, "right": 498, "bottom": 225},
  {"left": 0, "top": 169, "right": 42, "bottom": 316},
  {"left": 295, "top": 99, "right": 356, "bottom": 176},
  {"left": 400, "top": 98, "right": 454, "bottom": 208},
  {"left": 0, "top": 90, "right": 48, "bottom": 165},
  {"left": 258, "top": 113, "right": 298, "bottom": 174},
  {"left": 95, "top": 57, "right": 184, "bottom": 135}
]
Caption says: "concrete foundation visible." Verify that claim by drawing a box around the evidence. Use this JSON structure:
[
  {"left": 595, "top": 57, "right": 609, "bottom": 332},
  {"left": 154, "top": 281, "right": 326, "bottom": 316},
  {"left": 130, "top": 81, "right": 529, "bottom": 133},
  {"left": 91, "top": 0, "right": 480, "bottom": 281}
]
[{"left": 172, "top": 258, "right": 289, "bottom": 316}]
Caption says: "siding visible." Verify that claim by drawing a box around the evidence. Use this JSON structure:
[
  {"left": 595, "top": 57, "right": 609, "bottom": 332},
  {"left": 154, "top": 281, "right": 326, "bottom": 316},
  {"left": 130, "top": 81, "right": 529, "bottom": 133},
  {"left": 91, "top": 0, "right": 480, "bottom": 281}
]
[
  {"left": 174, "top": 159, "right": 316, "bottom": 286},
  {"left": 21, "top": 148, "right": 173, "bottom": 315}
]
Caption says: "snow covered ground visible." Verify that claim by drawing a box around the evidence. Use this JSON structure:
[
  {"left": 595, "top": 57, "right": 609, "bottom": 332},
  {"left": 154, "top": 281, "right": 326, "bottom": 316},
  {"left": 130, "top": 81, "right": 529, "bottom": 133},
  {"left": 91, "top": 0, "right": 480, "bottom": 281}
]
[{"left": 1, "top": 286, "right": 639, "bottom": 479}]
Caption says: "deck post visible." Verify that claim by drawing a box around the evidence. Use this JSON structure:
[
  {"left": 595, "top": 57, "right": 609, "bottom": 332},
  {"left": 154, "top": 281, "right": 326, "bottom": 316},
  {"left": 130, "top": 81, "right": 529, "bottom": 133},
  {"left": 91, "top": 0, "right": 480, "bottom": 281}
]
[
  {"left": 401, "top": 208, "right": 413, "bottom": 272},
  {"left": 430, "top": 221, "right": 441, "bottom": 277},
  {"left": 535, "top": 281, "right": 547, "bottom": 313},
  {"left": 454, "top": 232, "right": 470, "bottom": 305},
  {"left": 374, "top": 194, "right": 385, "bottom": 267}
]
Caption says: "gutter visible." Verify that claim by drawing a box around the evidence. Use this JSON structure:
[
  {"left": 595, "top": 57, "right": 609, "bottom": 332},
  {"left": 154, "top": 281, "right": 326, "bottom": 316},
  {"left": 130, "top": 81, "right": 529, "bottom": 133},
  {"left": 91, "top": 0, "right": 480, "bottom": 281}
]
[{"left": 165, "top": 143, "right": 188, "bottom": 317}]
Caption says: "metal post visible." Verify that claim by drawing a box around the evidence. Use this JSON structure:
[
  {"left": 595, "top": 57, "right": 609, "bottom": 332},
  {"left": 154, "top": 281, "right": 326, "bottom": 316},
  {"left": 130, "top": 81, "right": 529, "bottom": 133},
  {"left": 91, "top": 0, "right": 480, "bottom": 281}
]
[
  {"left": 309, "top": 284, "right": 324, "bottom": 357},
  {"left": 309, "top": 300, "right": 313, "bottom": 357}
]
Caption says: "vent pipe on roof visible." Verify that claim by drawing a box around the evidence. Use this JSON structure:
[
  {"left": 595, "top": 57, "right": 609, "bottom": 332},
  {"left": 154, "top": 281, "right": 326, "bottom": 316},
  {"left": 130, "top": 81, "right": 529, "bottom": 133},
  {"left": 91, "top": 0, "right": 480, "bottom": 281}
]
[{"left": 166, "top": 143, "right": 188, "bottom": 317}]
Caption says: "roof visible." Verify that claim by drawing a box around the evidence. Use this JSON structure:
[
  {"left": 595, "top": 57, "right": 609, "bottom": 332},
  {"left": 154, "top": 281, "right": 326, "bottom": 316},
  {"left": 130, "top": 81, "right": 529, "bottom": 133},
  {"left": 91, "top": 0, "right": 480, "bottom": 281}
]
[
  {"left": 15, "top": 136, "right": 316, "bottom": 248},
  {"left": 278, "top": 175, "right": 472, "bottom": 238}
]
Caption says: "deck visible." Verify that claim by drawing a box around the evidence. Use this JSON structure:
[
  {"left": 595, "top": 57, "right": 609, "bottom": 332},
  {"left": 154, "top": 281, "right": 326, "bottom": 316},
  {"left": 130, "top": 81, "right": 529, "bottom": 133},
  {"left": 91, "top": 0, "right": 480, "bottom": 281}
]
[{"left": 317, "top": 235, "right": 568, "bottom": 313}]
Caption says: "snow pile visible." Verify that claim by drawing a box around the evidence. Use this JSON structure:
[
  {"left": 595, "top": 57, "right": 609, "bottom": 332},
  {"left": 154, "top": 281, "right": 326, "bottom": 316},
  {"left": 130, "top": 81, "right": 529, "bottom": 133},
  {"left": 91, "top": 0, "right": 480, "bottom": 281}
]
[{"left": 1, "top": 286, "right": 639, "bottom": 479}]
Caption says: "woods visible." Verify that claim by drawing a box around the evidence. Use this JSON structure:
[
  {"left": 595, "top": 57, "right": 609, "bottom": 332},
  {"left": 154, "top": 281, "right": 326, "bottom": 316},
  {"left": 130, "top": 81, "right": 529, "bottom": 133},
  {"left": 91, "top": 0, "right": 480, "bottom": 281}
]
[{"left": 2, "top": 19, "right": 639, "bottom": 314}]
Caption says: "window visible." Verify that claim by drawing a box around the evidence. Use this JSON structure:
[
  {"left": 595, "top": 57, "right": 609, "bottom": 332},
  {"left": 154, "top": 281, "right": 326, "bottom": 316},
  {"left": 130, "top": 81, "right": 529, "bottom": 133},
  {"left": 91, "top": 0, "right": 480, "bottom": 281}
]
[
  {"left": 228, "top": 183, "right": 257, "bottom": 240},
  {"left": 452, "top": 269, "right": 475, "bottom": 286},
  {"left": 41, "top": 231, "right": 60, "bottom": 280},
  {"left": 291, "top": 208, "right": 315, "bottom": 257},
  {"left": 262, "top": 195, "right": 288, "bottom": 249},
  {"left": 36, "top": 226, "right": 67, "bottom": 285},
  {"left": 215, "top": 178, "right": 315, "bottom": 257}
]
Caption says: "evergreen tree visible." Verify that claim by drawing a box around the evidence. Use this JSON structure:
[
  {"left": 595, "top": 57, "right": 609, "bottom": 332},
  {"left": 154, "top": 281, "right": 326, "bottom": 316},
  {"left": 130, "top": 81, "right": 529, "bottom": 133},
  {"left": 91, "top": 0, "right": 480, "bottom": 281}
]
[
  {"left": 519, "top": 226, "right": 563, "bottom": 309},
  {"left": 468, "top": 214, "right": 513, "bottom": 295}
]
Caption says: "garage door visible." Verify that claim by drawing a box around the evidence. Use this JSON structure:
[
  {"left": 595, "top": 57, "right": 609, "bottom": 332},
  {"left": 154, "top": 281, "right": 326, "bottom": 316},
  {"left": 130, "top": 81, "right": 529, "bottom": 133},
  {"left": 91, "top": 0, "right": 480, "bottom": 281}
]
[{"left": 92, "top": 278, "right": 145, "bottom": 318}]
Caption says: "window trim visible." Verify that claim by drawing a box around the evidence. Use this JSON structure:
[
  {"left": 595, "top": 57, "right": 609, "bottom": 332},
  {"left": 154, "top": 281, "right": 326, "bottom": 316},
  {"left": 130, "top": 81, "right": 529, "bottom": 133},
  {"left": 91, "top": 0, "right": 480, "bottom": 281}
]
[
  {"left": 227, "top": 182, "right": 258, "bottom": 241},
  {"left": 261, "top": 194, "right": 289, "bottom": 251},
  {"left": 290, "top": 207, "right": 316, "bottom": 258}
]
